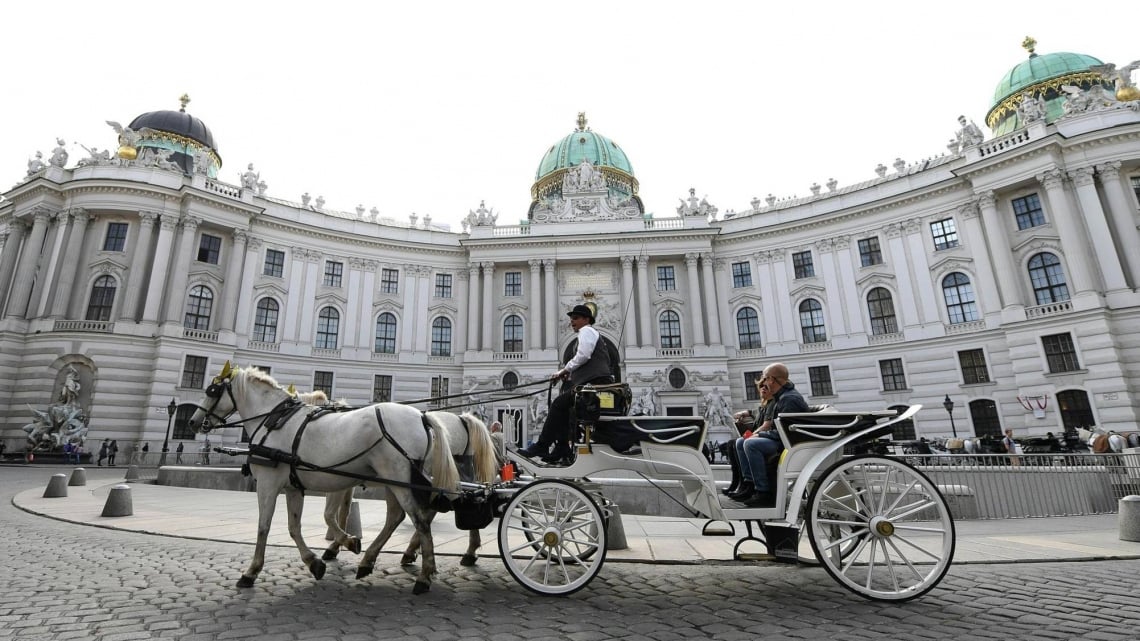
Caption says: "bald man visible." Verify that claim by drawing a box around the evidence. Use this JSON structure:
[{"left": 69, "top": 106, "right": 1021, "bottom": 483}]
[{"left": 734, "top": 362, "right": 808, "bottom": 507}]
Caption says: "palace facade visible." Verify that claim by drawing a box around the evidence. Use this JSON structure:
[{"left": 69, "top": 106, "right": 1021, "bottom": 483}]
[{"left": 2, "top": 44, "right": 1139, "bottom": 451}]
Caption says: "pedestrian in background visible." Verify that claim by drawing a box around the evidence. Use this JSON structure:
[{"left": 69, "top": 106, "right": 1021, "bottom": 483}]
[
  {"left": 175, "top": 441, "right": 184, "bottom": 464},
  {"left": 108, "top": 439, "right": 119, "bottom": 466},
  {"left": 97, "top": 439, "right": 109, "bottom": 466}
]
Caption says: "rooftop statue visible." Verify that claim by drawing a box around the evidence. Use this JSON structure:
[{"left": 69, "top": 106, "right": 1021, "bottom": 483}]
[
  {"left": 106, "top": 121, "right": 153, "bottom": 159},
  {"left": 26, "top": 151, "right": 46, "bottom": 176},
  {"left": 1017, "top": 92, "right": 1047, "bottom": 124},
  {"left": 50, "top": 138, "right": 68, "bottom": 168},
  {"left": 1090, "top": 60, "right": 1140, "bottom": 101},
  {"left": 954, "top": 115, "right": 984, "bottom": 150},
  {"left": 78, "top": 145, "right": 112, "bottom": 167},
  {"left": 240, "top": 163, "right": 260, "bottom": 191}
]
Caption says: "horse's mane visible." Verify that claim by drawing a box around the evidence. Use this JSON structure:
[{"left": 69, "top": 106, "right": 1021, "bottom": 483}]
[{"left": 241, "top": 366, "right": 282, "bottom": 389}]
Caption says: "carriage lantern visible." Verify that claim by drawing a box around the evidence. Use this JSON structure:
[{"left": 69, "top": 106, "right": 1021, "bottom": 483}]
[
  {"left": 942, "top": 395, "right": 958, "bottom": 438},
  {"left": 161, "top": 398, "right": 177, "bottom": 466}
]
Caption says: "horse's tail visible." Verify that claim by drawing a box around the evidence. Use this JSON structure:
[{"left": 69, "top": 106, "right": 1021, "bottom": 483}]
[
  {"left": 461, "top": 413, "right": 498, "bottom": 483},
  {"left": 425, "top": 415, "right": 460, "bottom": 494}
]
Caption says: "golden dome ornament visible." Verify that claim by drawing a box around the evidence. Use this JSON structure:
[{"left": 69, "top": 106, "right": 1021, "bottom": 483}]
[
  {"left": 116, "top": 144, "right": 138, "bottom": 160},
  {"left": 1117, "top": 85, "right": 1140, "bottom": 102}
]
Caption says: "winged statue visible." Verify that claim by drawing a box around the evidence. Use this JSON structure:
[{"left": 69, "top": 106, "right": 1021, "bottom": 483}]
[
  {"left": 105, "top": 120, "right": 153, "bottom": 148},
  {"left": 1090, "top": 61, "right": 1140, "bottom": 100}
]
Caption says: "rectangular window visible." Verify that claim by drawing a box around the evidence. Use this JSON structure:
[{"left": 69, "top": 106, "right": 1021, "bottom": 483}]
[
  {"left": 103, "top": 222, "right": 128, "bottom": 252},
  {"left": 858, "top": 237, "right": 882, "bottom": 267},
  {"left": 1042, "top": 333, "right": 1080, "bottom": 373},
  {"left": 197, "top": 233, "right": 222, "bottom": 264},
  {"left": 504, "top": 271, "right": 522, "bottom": 297},
  {"left": 430, "top": 376, "right": 449, "bottom": 408},
  {"left": 792, "top": 251, "right": 815, "bottom": 278},
  {"left": 372, "top": 374, "right": 393, "bottom": 403},
  {"left": 930, "top": 218, "right": 959, "bottom": 251},
  {"left": 313, "top": 371, "right": 334, "bottom": 396},
  {"left": 1131, "top": 176, "right": 1140, "bottom": 204},
  {"left": 879, "top": 358, "right": 907, "bottom": 391},
  {"left": 323, "top": 261, "right": 343, "bottom": 287},
  {"left": 656, "top": 265, "right": 676, "bottom": 291},
  {"left": 809, "top": 366, "right": 834, "bottom": 397},
  {"left": 252, "top": 366, "right": 271, "bottom": 376},
  {"left": 180, "top": 355, "right": 208, "bottom": 389},
  {"left": 731, "top": 261, "right": 752, "bottom": 288},
  {"left": 743, "top": 370, "right": 764, "bottom": 402},
  {"left": 1012, "top": 193, "right": 1045, "bottom": 230},
  {"left": 263, "top": 249, "right": 285, "bottom": 277},
  {"left": 434, "top": 273, "right": 452, "bottom": 298},
  {"left": 958, "top": 349, "right": 991, "bottom": 384},
  {"left": 380, "top": 268, "right": 399, "bottom": 294}
]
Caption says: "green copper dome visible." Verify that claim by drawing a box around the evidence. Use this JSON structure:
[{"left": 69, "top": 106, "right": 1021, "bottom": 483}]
[
  {"left": 531, "top": 113, "right": 639, "bottom": 203},
  {"left": 987, "top": 38, "right": 1108, "bottom": 136}
]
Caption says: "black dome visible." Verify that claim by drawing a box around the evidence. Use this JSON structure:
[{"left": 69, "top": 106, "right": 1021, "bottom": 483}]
[{"left": 129, "top": 110, "right": 217, "bottom": 152}]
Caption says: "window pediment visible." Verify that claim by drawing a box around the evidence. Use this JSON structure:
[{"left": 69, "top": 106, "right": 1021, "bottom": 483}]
[
  {"left": 856, "top": 271, "right": 897, "bottom": 289},
  {"left": 252, "top": 282, "right": 288, "bottom": 298},
  {"left": 788, "top": 283, "right": 825, "bottom": 299},
  {"left": 315, "top": 291, "right": 348, "bottom": 307}
]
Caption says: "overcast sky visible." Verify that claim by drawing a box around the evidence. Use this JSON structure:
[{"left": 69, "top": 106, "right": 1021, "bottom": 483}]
[{"left": 2, "top": 1, "right": 1136, "bottom": 231}]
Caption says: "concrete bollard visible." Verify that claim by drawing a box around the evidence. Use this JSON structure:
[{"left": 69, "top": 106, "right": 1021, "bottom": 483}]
[
  {"left": 43, "top": 473, "right": 69, "bottom": 498},
  {"left": 325, "top": 500, "right": 362, "bottom": 541},
  {"left": 68, "top": 468, "right": 87, "bottom": 487},
  {"left": 605, "top": 503, "right": 628, "bottom": 550},
  {"left": 1120, "top": 495, "right": 1140, "bottom": 542},
  {"left": 124, "top": 465, "right": 140, "bottom": 481},
  {"left": 101, "top": 484, "right": 133, "bottom": 517}
]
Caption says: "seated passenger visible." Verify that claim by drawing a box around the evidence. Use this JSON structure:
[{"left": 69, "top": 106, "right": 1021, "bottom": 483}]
[
  {"left": 732, "top": 363, "right": 808, "bottom": 507},
  {"left": 722, "top": 377, "right": 767, "bottom": 496}
]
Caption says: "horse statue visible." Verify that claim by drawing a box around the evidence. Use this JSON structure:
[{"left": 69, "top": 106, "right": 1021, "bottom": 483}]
[
  {"left": 187, "top": 362, "right": 460, "bottom": 594},
  {"left": 295, "top": 391, "right": 499, "bottom": 569}
]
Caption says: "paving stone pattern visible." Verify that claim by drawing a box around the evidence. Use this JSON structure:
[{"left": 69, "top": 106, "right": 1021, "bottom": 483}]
[{"left": 2, "top": 468, "right": 1138, "bottom": 641}]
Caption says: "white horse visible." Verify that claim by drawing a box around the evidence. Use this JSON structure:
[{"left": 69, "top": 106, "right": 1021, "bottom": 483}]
[{"left": 188, "top": 362, "right": 459, "bottom": 594}]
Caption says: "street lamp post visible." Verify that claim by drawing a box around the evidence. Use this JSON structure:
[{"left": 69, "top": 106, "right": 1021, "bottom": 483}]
[
  {"left": 161, "top": 398, "right": 177, "bottom": 467},
  {"left": 942, "top": 394, "right": 958, "bottom": 438}
]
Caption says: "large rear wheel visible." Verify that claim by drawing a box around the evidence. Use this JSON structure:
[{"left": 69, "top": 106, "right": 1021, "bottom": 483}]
[
  {"left": 498, "top": 479, "right": 607, "bottom": 596},
  {"left": 806, "top": 455, "right": 955, "bottom": 601}
]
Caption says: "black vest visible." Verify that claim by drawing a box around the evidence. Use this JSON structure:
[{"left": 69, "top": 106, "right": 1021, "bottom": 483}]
[{"left": 562, "top": 332, "right": 621, "bottom": 388}]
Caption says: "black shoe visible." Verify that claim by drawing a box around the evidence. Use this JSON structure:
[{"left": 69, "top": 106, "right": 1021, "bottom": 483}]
[
  {"left": 541, "top": 445, "right": 572, "bottom": 464},
  {"left": 742, "top": 491, "right": 776, "bottom": 508},
  {"left": 721, "top": 485, "right": 738, "bottom": 496},
  {"left": 728, "top": 481, "right": 754, "bottom": 500},
  {"left": 517, "top": 445, "right": 547, "bottom": 459}
]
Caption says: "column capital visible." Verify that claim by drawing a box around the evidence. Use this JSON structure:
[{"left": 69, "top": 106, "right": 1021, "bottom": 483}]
[
  {"left": 684, "top": 252, "right": 699, "bottom": 266},
  {"left": 31, "top": 207, "right": 54, "bottom": 224},
  {"left": 246, "top": 236, "right": 263, "bottom": 251},
  {"left": 814, "top": 238, "right": 835, "bottom": 253},
  {"left": 620, "top": 255, "right": 635, "bottom": 269},
  {"left": 480, "top": 261, "right": 495, "bottom": 271},
  {"left": 543, "top": 258, "right": 556, "bottom": 270},
  {"left": 528, "top": 258, "right": 543, "bottom": 271},
  {"left": 1036, "top": 168, "right": 1065, "bottom": 189},
  {"left": 833, "top": 235, "right": 851, "bottom": 250},
  {"left": 958, "top": 200, "right": 980, "bottom": 219},
  {"left": 181, "top": 215, "right": 202, "bottom": 232},
  {"left": 1067, "top": 166, "right": 1096, "bottom": 187},
  {"left": 977, "top": 191, "right": 997, "bottom": 210},
  {"left": 159, "top": 215, "right": 180, "bottom": 232},
  {"left": 468, "top": 263, "right": 481, "bottom": 275},
  {"left": 753, "top": 250, "right": 771, "bottom": 264},
  {"left": 636, "top": 255, "right": 648, "bottom": 268},
  {"left": 233, "top": 230, "right": 249, "bottom": 246},
  {"left": 1095, "top": 161, "right": 1122, "bottom": 181},
  {"left": 139, "top": 210, "right": 160, "bottom": 226},
  {"left": 885, "top": 222, "right": 903, "bottom": 239}
]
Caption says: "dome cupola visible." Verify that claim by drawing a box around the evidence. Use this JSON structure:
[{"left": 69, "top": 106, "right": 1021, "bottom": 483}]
[{"left": 126, "top": 94, "right": 222, "bottom": 176}]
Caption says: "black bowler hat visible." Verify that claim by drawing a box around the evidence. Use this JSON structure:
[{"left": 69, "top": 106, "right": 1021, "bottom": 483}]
[{"left": 567, "top": 304, "right": 595, "bottom": 323}]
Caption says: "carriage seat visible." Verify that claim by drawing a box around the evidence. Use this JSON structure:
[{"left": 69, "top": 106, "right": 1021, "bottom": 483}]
[{"left": 778, "top": 408, "right": 899, "bottom": 447}]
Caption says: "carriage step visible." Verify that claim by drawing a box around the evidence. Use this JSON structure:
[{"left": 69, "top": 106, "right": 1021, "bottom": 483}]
[{"left": 701, "top": 520, "right": 735, "bottom": 536}]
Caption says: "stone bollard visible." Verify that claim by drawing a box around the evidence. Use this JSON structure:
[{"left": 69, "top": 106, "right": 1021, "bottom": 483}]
[
  {"left": 101, "top": 484, "right": 133, "bottom": 517},
  {"left": 1120, "top": 495, "right": 1140, "bottom": 542},
  {"left": 605, "top": 503, "right": 628, "bottom": 550},
  {"left": 124, "top": 465, "right": 140, "bottom": 481},
  {"left": 43, "top": 473, "right": 68, "bottom": 498},
  {"left": 325, "top": 500, "right": 362, "bottom": 541},
  {"left": 68, "top": 468, "right": 87, "bottom": 487}
]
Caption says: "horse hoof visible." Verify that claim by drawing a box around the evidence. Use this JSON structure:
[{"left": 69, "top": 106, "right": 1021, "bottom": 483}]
[
  {"left": 412, "top": 580, "right": 430, "bottom": 595},
  {"left": 349, "top": 537, "right": 362, "bottom": 555},
  {"left": 399, "top": 553, "right": 417, "bottom": 566},
  {"left": 236, "top": 575, "right": 255, "bottom": 588},
  {"left": 321, "top": 549, "right": 339, "bottom": 561},
  {"left": 460, "top": 554, "right": 477, "bottom": 567},
  {"left": 310, "top": 559, "right": 326, "bottom": 580},
  {"left": 356, "top": 565, "right": 374, "bottom": 580}
]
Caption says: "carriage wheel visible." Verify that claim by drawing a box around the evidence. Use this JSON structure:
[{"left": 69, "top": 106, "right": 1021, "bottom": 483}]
[
  {"left": 806, "top": 455, "right": 955, "bottom": 601},
  {"left": 498, "top": 479, "right": 607, "bottom": 596}
]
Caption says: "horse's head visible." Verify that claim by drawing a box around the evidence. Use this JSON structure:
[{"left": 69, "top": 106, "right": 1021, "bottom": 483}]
[{"left": 188, "top": 361, "right": 240, "bottom": 433}]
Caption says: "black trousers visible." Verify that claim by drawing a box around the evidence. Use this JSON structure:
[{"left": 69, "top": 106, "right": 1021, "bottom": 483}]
[{"left": 534, "top": 376, "right": 614, "bottom": 451}]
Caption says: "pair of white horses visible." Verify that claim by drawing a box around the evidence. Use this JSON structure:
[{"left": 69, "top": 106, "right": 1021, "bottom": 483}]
[{"left": 188, "top": 362, "right": 498, "bottom": 594}]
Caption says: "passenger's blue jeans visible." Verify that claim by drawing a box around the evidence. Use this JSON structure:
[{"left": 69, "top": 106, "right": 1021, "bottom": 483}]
[{"left": 735, "top": 434, "right": 783, "bottom": 492}]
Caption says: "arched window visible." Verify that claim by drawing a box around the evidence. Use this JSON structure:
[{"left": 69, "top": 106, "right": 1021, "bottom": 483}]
[
  {"left": 502, "top": 371, "right": 518, "bottom": 390},
  {"left": 185, "top": 285, "right": 213, "bottom": 330},
  {"left": 867, "top": 287, "right": 898, "bottom": 335},
  {"left": 799, "top": 299, "right": 827, "bottom": 343},
  {"left": 968, "top": 399, "right": 1001, "bottom": 438},
  {"left": 431, "top": 317, "right": 452, "bottom": 356},
  {"left": 1028, "top": 252, "right": 1070, "bottom": 305},
  {"left": 315, "top": 307, "right": 340, "bottom": 349},
  {"left": 659, "top": 310, "right": 682, "bottom": 349},
  {"left": 253, "top": 298, "right": 279, "bottom": 343},
  {"left": 942, "top": 272, "right": 979, "bottom": 324},
  {"left": 736, "top": 307, "right": 762, "bottom": 350},
  {"left": 85, "top": 275, "right": 116, "bottom": 321},
  {"left": 374, "top": 312, "right": 397, "bottom": 353},
  {"left": 502, "top": 314, "right": 523, "bottom": 353}
]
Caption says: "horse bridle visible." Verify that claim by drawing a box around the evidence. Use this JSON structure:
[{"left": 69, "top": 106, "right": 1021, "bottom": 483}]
[{"left": 196, "top": 376, "right": 242, "bottom": 432}]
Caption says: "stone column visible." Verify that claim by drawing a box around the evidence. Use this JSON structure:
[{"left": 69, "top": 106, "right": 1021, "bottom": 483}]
[
  {"left": 119, "top": 211, "right": 158, "bottom": 322},
  {"left": 217, "top": 230, "right": 248, "bottom": 332},
  {"left": 903, "top": 219, "right": 939, "bottom": 324},
  {"left": 754, "top": 251, "right": 779, "bottom": 343},
  {"left": 30, "top": 209, "right": 68, "bottom": 319},
  {"left": 480, "top": 261, "right": 495, "bottom": 352},
  {"left": 711, "top": 257, "right": 732, "bottom": 345},
  {"left": 297, "top": 250, "right": 322, "bottom": 344},
  {"left": 50, "top": 208, "right": 91, "bottom": 318},
  {"left": 1038, "top": 169, "right": 1096, "bottom": 295},
  {"left": 636, "top": 255, "right": 651, "bottom": 347},
  {"left": 233, "top": 237, "right": 262, "bottom": 338},
  {"left": 0, "top": 222, "right": 27, "bottom": 315},
  {"left": 455, "top": 268, "right": 470, "bottom": 353},
  {"left": 833, "top": 236, "right": 865, "bottom": 334},
  {"left": 544, "top": 259, "right": 557, "bottom": 349},
  {"left": 683, "top": 253, "right": 705, "bottom": 346},
  {"left": 620, "top": 255, "right": 637, "bottom": 346},
  {"left": 957, "top": 200, "right": 1000, "bottom": 315},
  {"left": 5, "top": 208, "right": 53, "bottom": 319},
  {"left": 141, "top": 215, "right": 178, "bottom": 323},
  {"left": 975, "top": 193, "right": 1021, "bottom": 309},
  {"left": 465, "top": 264, "right": 480, "bottom": 351},
  {"left": 357, "top": 260, "right": 377, "bottom": 349},
  {"left": 282, "top": 247, "right": 308, "bottom": 342},
  {"left": 816, "top": 239, "right": 847, "bottom": 336},
  {"left": 400, "top": 264, "right": 418, "bottom": 353},
  {"left": 700, "top": 252, "right": 721, "bottom": 345},
  {"left": 770, "top": 250, "right": 796, "bottom": 343},
  {"left": 1096, "top": 161, "right": 1140, "bottom": 287},
  {"left": 528, "top": 259, "right": 543, "bottom": 350},
  {"left": 1069, "top": 166, "right": 1128, "bottom": 292},
  {"left": 415, "top": 266, "right": 432, "bottom": 353},
  {"left": 164, "top": 216, "right": 201, "bottom": 324},
  {"left": 343, "top": 258, "right": 364, "bottom": 348},
  {"left": 884, "top": 224, "right": 920, "bottom": 329}
]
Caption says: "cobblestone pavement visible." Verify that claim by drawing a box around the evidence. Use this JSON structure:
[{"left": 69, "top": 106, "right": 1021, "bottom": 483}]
[{"left": 3, "top": 467, "right": 1139, "bottom": 641}]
